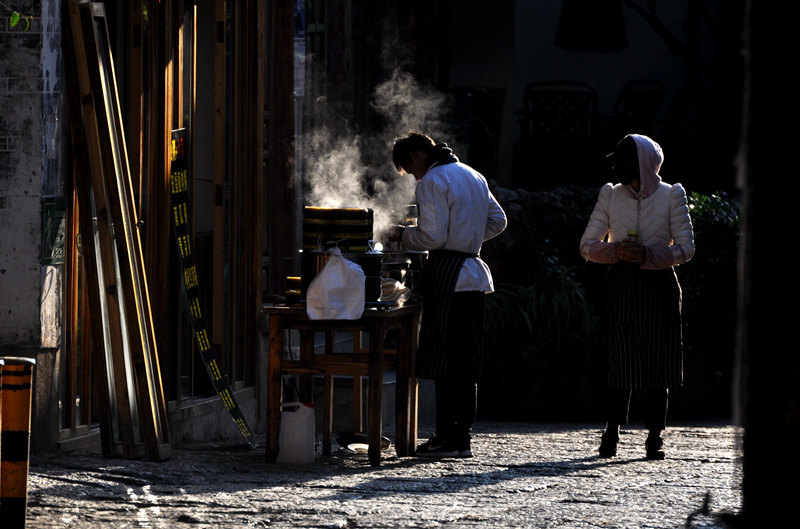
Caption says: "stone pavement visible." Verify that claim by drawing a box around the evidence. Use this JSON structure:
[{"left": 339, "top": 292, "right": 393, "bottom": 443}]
[{"left": 25, "top": 421, "right": 742, "bottom": 528}]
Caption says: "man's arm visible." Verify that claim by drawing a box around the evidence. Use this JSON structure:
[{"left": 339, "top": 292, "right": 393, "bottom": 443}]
[
  {"left": 401, "top": 178, "right": 449, "bottom": 251},
  {"left": 484, "top": 192, "right": 507, "bottom": 241}
]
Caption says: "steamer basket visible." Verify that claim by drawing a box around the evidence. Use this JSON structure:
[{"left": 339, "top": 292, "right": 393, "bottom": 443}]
[
  {"left": 302, "top": 206, "right": 373, "bottom": 253},
  {"left": 300, "top": 207, "right": 375, "bottom": 300}
]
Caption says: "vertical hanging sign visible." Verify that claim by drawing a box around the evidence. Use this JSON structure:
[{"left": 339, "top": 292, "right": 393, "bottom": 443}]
[{"left": 169, "top": 128, "right": 254, "bottom": 447}]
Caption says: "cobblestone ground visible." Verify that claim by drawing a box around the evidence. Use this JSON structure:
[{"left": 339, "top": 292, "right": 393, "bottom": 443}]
[{"left": 26, "top": 422, "right": 742, "bottom": 528}]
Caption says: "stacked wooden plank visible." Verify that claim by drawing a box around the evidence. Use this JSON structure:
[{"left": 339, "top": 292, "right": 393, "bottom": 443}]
[{"left": 64, "top": 0, "right": 171, "bottom": 461}]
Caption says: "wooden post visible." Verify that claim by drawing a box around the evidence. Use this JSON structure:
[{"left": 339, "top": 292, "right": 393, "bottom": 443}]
[
  {"left": 368, "top": 320, "right": 385, "bottom": 467},
  {"left": 265, "top": 0, "right": 298, "bottom": 296},
  {"left": 266, "top": 315, "right": 284, "bottom": 462},
  {"left": 212, "top": 0, "right": 226, "bottom": 367}
]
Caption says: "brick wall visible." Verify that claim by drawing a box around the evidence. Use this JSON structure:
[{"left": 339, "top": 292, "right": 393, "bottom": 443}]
[
  {"left": 1, "top": 1, "right": 64, "bottom": 453},
  {"left": 0, "top": 4, "right": 47, "bottom": 346}
]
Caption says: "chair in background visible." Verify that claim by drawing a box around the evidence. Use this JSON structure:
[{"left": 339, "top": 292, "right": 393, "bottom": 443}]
[
  {"left": 611, "top": 80, "right": 667, "bottom": 139},
  {"left": 514, "top": 81, "right": 599, "bottom": 188},
  {"left": 517, "top": 80, "right": 598, "bottom": 144},
  {"left": 448, "top": 87, "right": 506, "bottom": 181}
]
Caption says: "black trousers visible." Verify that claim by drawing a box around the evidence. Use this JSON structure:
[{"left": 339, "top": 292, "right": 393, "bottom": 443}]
[
  {"left": 605, "top": 387, "right": 669, "bottom": 432},
  {"left": 433, "top": 291, "right": 485, "bottom": 442}
]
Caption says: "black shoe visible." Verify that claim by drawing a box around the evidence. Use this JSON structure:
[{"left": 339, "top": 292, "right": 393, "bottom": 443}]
[
  {"left": 457, "top": 436, "right": 473, "bottom": 459},
  {"left": 645, "top": 435, "right": 665, "bottom": 460},
  {"left": 598, "top": 431, "right": 619, "bottom": 457},
  {"left": 416, "top": 435, "right": 459, "bottom": 458}
]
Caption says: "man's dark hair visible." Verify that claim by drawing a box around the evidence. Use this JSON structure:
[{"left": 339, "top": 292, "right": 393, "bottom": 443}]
[{"left": 392, "top": 131, "right": 435, "bottom": 170}]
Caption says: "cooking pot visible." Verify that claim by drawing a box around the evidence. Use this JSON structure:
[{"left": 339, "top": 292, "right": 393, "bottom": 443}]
[{"left": 345, "top": 251, "right": 384, "bottom": 302}]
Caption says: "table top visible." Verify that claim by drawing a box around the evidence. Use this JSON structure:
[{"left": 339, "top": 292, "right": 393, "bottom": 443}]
[{"left": 262, "top": 302, "right": 421, "bottom": 319}]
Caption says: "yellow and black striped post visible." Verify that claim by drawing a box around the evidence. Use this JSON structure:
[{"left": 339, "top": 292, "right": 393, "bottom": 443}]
[
  {"left": 0, "top": 357, "right": 36, "bottom": 528},
  {"left": 0, "top": 358, "right": 4, "bottom": 486}
]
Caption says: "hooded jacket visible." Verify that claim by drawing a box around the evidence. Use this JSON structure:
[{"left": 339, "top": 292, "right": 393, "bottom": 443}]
[{"left": 580, "top": 134, "right": 695, "bottom": 270}]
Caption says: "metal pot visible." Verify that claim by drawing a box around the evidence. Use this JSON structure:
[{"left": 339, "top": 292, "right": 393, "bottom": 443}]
[{"left": 346, "top": 251, "right": 384, "bottom": 302}]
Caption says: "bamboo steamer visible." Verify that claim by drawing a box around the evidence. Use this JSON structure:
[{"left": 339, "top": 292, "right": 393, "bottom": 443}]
[
  {"left": 302, "top": 206, "right": 373, "bottom": 253},
  {"left": 300, "top": 207, "right": 374, "bottom": 299}
]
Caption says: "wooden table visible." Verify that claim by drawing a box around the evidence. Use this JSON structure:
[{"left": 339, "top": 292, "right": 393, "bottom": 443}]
[{"left": 263, "top": 303, "right": 421, "bottom": 466}]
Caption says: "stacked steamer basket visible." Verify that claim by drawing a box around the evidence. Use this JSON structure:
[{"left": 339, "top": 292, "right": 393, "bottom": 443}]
[{"left": 300, "top": 206, "right": 382, "bottom": 302}]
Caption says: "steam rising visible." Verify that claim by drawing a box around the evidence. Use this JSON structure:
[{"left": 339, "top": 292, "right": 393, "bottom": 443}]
[{"left": 302, "top": 69, "right": 460, "bottom": 237}]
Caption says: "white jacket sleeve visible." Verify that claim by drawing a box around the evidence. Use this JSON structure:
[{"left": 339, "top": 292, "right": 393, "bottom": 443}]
[
  {"left": 640, "top": 183, "right": 695, "bottom": 269},
  {"left": 484, "top": 192, "right": 507, "bottom": 242},
  {"left": 402, "top": 176, "right": 449, "bottom": 251},
  {"left": 580, "top": 184, "right": 620, "bottom": 264},
  {"left": 668, "top": 183, "right": 695, "bottom": 265}
]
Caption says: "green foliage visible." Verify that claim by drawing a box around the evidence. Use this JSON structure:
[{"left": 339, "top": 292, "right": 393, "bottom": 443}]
[
  {"left": 686, "top": 191, "right": 740, "bottom": 260},
  {"left": 679, "top": 192, "right": 740, "bottom": 360},
  {"left": 669, "top": 191, "right": 740, "bottom": 415},
  {"left": 679, "top": 191, "right": 740, "bottom": 317},
  {"left": 485, "top": 254, "right": 592, "bottom": 358},
  {"left": 3, "top": 0, "right": 32, "bottom": 31}
]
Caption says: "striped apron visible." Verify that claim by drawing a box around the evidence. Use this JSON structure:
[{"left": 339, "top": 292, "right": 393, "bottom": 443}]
[
  {"left": 417, "top": 250, "right": 477, "bottom": 379},
  {"left": 605, "top": 263, "right": 684, "bottom": 389}
]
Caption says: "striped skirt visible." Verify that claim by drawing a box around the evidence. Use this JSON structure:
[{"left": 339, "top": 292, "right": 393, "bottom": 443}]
[{"left": 604, "top": 264, "right": 684, "bottom": 389}]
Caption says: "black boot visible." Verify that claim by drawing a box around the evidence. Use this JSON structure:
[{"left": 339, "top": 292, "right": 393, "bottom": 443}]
[
  {"left": 598, "top": 425, "right": 619, "bottom": 457},
  {"left": 645, "top": 431, "right": 665, "bottom": 460}
]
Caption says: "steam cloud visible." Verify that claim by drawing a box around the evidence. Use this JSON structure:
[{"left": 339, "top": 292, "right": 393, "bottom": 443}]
[{"left": 301, "top": 69, "right": 462, "bottom": 238}]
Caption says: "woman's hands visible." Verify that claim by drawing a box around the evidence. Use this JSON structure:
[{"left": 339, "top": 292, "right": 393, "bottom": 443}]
[{"left": 615, "top": 238, "right": 646, "bottom": 264}]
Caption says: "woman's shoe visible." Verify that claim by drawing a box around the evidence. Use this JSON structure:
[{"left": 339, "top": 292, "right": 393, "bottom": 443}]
[
  {"left": 598, "top": 430, "right": 619, "bottom": 457},
  {"left": 645, "top": 434, "right": 665, "bottom": 460}
]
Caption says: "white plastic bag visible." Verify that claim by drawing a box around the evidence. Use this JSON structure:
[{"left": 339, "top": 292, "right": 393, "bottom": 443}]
[{"left": 306, "top": 247, "right": 366, "bottom": 320}]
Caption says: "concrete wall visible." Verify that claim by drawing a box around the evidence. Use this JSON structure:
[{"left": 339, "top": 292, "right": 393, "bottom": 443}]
[
  {"left": 1, "top": 0, "right": 64, "bottom": 453},
  {"left": 1, "top": 4, "right": 46, "bottom": 347}
]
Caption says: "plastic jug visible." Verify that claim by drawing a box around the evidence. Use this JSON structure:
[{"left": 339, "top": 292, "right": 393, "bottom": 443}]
[{"left": 276, "top": 402, "right": 316, "bottom": 464}]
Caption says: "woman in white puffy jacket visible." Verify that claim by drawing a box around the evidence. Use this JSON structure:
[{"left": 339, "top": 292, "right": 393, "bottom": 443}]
[{"left": 580, "top": 134, "right": 695, "bottom": 460}]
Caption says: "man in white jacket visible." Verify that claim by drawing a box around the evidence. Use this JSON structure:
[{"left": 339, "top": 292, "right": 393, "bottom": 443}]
[
  {"left": 580, "top": 134, "right": 694, "bottom": 460},
  {"left": 386, "top": 131, "right": 507, "bottom": 458}
]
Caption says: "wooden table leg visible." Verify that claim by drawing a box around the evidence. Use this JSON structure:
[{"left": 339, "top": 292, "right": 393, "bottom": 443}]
[
  {"left": 322, "top": 331, "right": 335, "bottom": 455},
  {"left": 395, "top": 310, "right": 420, "bottom": 456},
  {"left": 408, "top": 310, "right": 420, "bottom": 454},
  {"left": 353, "top": 331, "right": 363, "bottom": 433},
  {"left": 323, "top": 374, "right": 333, "bottom": 455},
  {"left": 353, "top": 375, "right": 363, "bottom": 433},
  {"left": 395, "top": 317, "right": 411, "bottom": 456},
  {"left": 266, "top": 314, "right": 283, "bottom": 462},
  {"left": 368, "top": 319, "right": 385, "bottom": 466},
  {"left": 299, "top": 330, "right": 314, "bottom": 403}
]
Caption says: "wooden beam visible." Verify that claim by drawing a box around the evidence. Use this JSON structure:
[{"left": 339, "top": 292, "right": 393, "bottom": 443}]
[
  {"left": 210, "top": 0, "right": 226, "bottom": 370},
  {"left": 72, "top": 0, "right": 171, "bottom": 460},
  {"left": 127, "top": 0, "right": 144, "bottom": 216},
  {"left": 264, "top": 0, "right": 297, "bottom": 296},
  {"left": 65, "top": 0, "right": 139, "bottom": 459}
]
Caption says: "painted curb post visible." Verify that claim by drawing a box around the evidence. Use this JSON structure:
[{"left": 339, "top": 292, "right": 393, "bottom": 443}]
[
  {"left": 0, "top": 357, "right": 36, "bottom": 528},
  {"left": 0, "top": 358, "right": 4, "bottom": 489}
]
